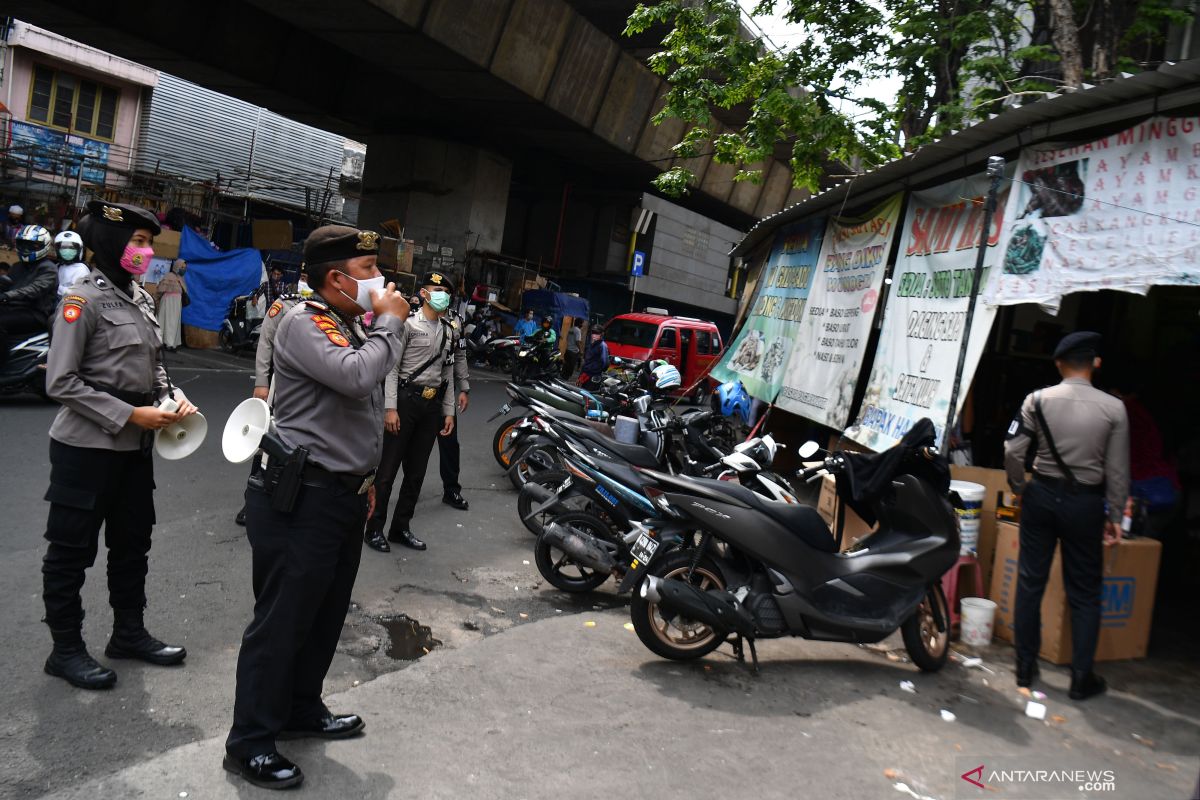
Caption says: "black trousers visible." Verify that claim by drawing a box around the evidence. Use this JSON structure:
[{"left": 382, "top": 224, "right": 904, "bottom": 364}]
[
  {"left": 562, "top": 350, "right": 579, "bottom": 378},
  {"left": 42, "top": 440, "right": 156, "bottom": 630},
  {"left": 1014, "top": 478, "right": 1105, "bottom": 674},
  {"left": 438, "top": 412, "right": 461, "bottom": 494},
  {"left": 368, "top": 391, "right": 443, "bottom": 535},
  {"left": 227, "top": 481, "right": 367, "bottom": 758}
]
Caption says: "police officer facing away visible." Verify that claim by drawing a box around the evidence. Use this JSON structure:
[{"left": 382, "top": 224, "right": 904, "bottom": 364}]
[
  {"left": 1004, "top": 331, "right": 1130, "bottom": 701},
  {"left": 41, "top": 201, "right": 197, "bottom": 691},
  {"left": 224, "top": 226, "right": 410, "bottom": 790},
  {"left": 364, "top": 271, "right": 457, "bottom": 553},
  {"left": 438, "top": 297, "right": 471, "bottom": 511}
]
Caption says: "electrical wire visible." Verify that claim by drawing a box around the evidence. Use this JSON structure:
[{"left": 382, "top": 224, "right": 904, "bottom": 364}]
[{"left": 1007, "top": 177, "right": 1200, "bottom": 230}]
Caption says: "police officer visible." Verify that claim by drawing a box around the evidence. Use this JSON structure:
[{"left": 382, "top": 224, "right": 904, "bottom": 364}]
[
  {"left": 364, "top": 271, "right": 456, "bottom": 552},
  {"left": 1004, "top": 331, "right": 1130, "bottom": 701},
  {"left": 438, "top": 291, "right": 471, "bottom": 511},
  {"left": 41, "top": 201, "right": 197, "bottom": 691},
  {"left": 225, "top": 225, "right": 410, "bottom": 790},
  {"left": 232, "top": 287, "right": 305, "bottom": 526}
]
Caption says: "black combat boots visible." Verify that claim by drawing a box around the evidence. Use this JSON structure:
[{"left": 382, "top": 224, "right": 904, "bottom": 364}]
[
  {"left": 105, "top": 607, "right": 187, "bottom": 666},
  {"left": 44, "top": 628, "right": 117, "bottom": 690}
]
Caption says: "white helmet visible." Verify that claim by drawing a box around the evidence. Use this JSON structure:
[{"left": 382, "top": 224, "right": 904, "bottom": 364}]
[
  {"left": 651, "top": 361, "right": 682, "bottom": 391},
  {"left": 14, "top": 224, "right": 52, "bottom": 262},
  {"left": 55, "top": 230, "right": 84, "bottom": 262},
  {"left": 8, "top": 204, "right": 23, "bottom": 216}
]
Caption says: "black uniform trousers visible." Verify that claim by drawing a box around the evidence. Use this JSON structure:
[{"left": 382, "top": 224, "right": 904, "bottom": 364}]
[
  {"left": 438, "top": 412, "right": 461, "bottom": 495},
  {"left": 1014, "top": 477, "right": 1105, "bottom": 674},
  {"left": 227, "top": 481, "right": 367, "bottom": 758},
  {"left": 42, "top": 439, "right": 155, "bottom": 629},
  {"left": 367, "top": 388, "right": 444, "bottom": 536}
]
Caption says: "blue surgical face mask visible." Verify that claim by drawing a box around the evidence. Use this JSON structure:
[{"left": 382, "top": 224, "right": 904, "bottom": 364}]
[
  {"left": 426, "top": 289, "right": 451, "bottom": 312},
  {"left": 58, "top": 246, "right": 80, "bottom": 263}
]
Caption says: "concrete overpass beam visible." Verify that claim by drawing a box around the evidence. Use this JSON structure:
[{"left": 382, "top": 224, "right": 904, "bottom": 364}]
[
  {"left": 422, "top": 0, "right": 513, "bottom": 66},
  {"left": 491, "top": 0, "right": 574, "bottom": 100},
  {"left": 545, "top": 16, "right": 620, "bottom": 127},
  {"left": 754, "top": 160, "right": 793, "bottom": 218},
  {"left": 593, "top": 54, "right": 658, "bottom": 153}
]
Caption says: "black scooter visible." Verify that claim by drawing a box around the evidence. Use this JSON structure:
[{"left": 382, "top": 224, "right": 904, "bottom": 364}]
[
  {"left": 219, "top": 295, "right": 261, "bottom": 354},
  {"left": 627, "top": 419, "right": 960, "bottom": 672},
  {"left": 0, "top": 331, "right": 50, "bottom": 399}
]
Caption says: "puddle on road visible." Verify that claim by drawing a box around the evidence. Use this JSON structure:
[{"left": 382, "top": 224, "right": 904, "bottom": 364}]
[{"left": 377, "top": 614, "right": 442, "bottom": 660}]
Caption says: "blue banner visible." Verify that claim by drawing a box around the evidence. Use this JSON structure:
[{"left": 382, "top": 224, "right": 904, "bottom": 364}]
[
  {"left": 179, "top": 227, "right": 263, "bottom": 331},
  {"left": 10, "top": 121, "right": 109, "bottom": 183}
]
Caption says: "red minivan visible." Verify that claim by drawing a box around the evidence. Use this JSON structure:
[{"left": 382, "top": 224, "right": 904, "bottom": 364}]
[{"left": 603, "top": 312, "right": 724, "bottom": 400}]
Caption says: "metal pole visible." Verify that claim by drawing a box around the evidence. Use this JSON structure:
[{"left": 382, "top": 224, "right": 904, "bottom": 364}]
[
  {"left": 627, "top": 230, "right": 639, "bottom": 313},
  {"left": 944, "top": 155, "right": 1005, "bottom": 450}
]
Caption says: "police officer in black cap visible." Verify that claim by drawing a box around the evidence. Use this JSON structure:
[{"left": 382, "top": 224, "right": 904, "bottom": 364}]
[
  {"left": 224, "top": 225, "right": 410, "bottom": 789},
  {"left": 1004, "top": 331, "right": 1130, "bottom": 700},
  {"left": 41, "top": 201, "right": 198, "bottom": 690}
]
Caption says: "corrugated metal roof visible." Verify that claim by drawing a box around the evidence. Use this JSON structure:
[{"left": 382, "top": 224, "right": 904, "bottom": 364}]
[{"left": 731, "top": 60, "right": 1200, "bottom": 257}]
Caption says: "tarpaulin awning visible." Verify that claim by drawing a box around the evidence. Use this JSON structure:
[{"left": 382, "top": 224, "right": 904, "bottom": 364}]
[{"left": 179, "top": 227, "right": 263, "bottom": 331}]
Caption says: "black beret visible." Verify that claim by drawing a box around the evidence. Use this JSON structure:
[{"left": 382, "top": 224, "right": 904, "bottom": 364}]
[
  {"left": 303, "top": 225, "right": 381, "bottom": 266},
  {"left": 1054, "top": 330, "right": 1102, "bottom": 360},
  {"left": 81, "top": 200, "right": 161, "bottom": 235},
  {"left": 421, "top": 271, "right": 450, "bottom": 288}
]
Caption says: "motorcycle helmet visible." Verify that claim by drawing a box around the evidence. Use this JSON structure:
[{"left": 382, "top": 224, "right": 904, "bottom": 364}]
[
  {"left": 714, "top": 380, "right": 751, "bottom": 424},
  {"left": 54, "top": 230, "right": 84, "bottom": 263},
  {"left": 541, "top": 314, "right": 554, "bottom": 327},
  {"left": 651, "top": 361, "right": 681, "bottom": 391},
  {"left": 14, "top": 225, "right": 52, "bottom": 263}
]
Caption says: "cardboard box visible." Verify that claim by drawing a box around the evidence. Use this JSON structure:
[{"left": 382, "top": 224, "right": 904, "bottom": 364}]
[
  {"left": 949, "top": 466, "right": 1011, "bottom": 593},
  {"left": 152, "top": 229, "right": 181, "bottom": 260},
  {"left": 817, "top": 475, "right": 875, "bottom": 550},
  {"left": 990, "top": 521, "right": 1162, "bottom": 663},
  {"left": 251, "top": 219, "right": 293, "bottom": 250}
]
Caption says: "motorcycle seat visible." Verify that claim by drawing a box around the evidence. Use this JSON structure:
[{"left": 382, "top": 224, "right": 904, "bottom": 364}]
[
  {"left": 563, "top": 421, "right": 661, "bottom": 469},
  {"left": 700, "top": 479, "right": 837, "bottom": 553},
  {"left": 589, "top": 458, "right": 657, "bottom": 492}
]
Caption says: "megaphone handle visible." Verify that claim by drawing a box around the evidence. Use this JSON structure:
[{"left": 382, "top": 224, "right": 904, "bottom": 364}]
[{"left": 158, "top": 344, "right": 177, "bottom": 402}]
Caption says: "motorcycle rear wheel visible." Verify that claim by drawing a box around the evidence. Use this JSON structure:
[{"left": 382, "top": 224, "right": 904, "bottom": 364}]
[
  {"left": 219, "top": 329, "right": 235, "bottom": 353},
  {"left": 534, "top": 511, "right": 615, "bottom": 592},
  {"left": 495, "top": 351, "right": 515, "bottom": 375},
  {"left": 900, "top": 584, "right": 951, "bottom": 672},
  {"left": 508, "top": 444, "right": 559, "bottom": 490},
  {"left": 493, "top": 416, "right": 523, "bottom": 468},
  {"left": 631, "top": 550, "right": 727, "bottom": 661}
]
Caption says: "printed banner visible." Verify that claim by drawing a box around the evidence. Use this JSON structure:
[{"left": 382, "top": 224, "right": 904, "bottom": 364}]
[
  {"left": 775, "top": 194, "right": 902, "bottom": 428},
  {"left": 846, "top": 175, "right": 1011, "bottom": 451},
  {"left": 11, "top": 121, "right": 110, "bottom": 184},
  {"left": 710, "top": 216, "right": 826, "bottom": 401},
  {"left": 986, "top": 115, "right": 1200, "bottom": 307}
]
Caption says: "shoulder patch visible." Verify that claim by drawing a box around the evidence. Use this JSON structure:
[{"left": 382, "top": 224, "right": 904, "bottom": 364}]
[
  {"left": 268, "top": 299, "right": 284, "bottom": 318},
  {"left": 326, "top": 331, "right": 350, "bottom": 347},
  {"left": 304, "top": 300, "right": 328, "bottom": 312},
  {"left": 62, "top": 302, "right": 84, "bottom": 323}
]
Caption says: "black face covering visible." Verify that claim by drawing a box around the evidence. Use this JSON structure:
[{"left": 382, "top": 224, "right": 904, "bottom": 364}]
[{"left": 77, "top": 214, "right": 135, "bottom": 290}]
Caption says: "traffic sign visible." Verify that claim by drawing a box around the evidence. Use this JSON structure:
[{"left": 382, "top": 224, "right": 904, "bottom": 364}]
[{"left": 631, "top": 250, "right": 646, "bottom": 276}]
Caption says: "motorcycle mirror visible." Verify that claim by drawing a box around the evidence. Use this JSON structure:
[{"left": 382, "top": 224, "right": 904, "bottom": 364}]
[
  {"left": 612, "top": 356, "right": 623, "bottom": 365},
  {"left": 798, "top": 440, "right": 821, "bottom": 459}
]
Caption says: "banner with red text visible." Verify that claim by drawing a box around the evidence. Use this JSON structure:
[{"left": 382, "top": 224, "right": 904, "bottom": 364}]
[
  {"left": 776, "top": 194, "right": 902, "bottom": 429},
  {"left": 846, "top": 175, "right": 1011, "bottom": 451},
  {"left": 986, "top": 116, "right": 1200, "bottom": 307}
]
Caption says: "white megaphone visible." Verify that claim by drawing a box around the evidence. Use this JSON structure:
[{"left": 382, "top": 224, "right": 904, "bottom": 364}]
[
  {"left": 155, "top": 396, "right": 208, "bottom": 460},
  {"left": 222, "top": 397, "right": 291, "bottom": 463}
]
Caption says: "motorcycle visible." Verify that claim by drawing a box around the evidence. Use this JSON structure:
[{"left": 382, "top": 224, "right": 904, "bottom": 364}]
[
  {"left": 0, "top": 331, "right": 50, "bottom": 399},
  {"left": 219, "top": 295, "right": 262, "bottom": 354},
  {"left": 511, "top": 341, "right": 563, "bottom": 382},
  {"left": 626, "top": 419, "right": 960, "bottom": 672},
  {"left": 468, "top": 333, "right": 520, "bottom": 374}
]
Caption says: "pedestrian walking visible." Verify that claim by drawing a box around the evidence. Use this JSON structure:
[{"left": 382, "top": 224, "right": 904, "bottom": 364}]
[
  {"left": 438, "top": 294, "right": 470, "bottom": 511},
  {"left": 1004, "top": 331, "right": 1130, "bottom": 700},
  {"left": 53, "top": 231, "right": 89, "bottom": 297},
  {"left": 155, "top": 260, "right": 188, "bottom": 351},
  {"left": 364, "top": 271, "right": 457, "bottom": 553},
  {"left": 40, "top": 201, "right": 197, "bottom": 691},
  {"left": 563, "top": 317, "right": 582, "bottom": 378},
  {"left": 514, "top": 308, "right": 537, "bottom": 343},
  {"left": 224, "top": 225, "right": 409, "bottom": 790}
]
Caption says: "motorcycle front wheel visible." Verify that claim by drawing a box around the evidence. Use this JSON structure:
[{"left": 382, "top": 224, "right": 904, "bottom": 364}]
[
  {"left": 492, "top": 416, "right": 523, "bottom": 468},
  {"left": 534, "top": 511, "right": 615, "bottom": 593},
  {"left": 219, "top": 329, "right": 235, "bottom": 353},
  {"left": 508, "top": 444, "right": 560, "bottom": 489},
  {"left": 900, "top": 584, "right": 951, "bottom": 672},
  {"left": 630, "top": 550, "right": 728, "bottom": 661}
]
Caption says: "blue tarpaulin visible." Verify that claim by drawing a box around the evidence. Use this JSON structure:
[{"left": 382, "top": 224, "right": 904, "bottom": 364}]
[
  {"left": 179, "top": 227, "right": 263, "bottom": 331},
  {"left": 520, "top": 290, "right": 589, "bottom": 333}
]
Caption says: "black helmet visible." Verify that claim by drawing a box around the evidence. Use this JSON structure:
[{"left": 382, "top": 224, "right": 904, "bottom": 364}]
[{"left": 542, "top": 315, "right": 553, "bottom": 325}]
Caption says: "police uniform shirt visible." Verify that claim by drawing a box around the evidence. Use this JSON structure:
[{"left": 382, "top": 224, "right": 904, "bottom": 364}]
[
  {"left": 384, "top": 312, "right": 456, "bottom": 417},
  {"left": 1004, "top": 377, "right": 1131, "bottom": 521},
  {"left": 254, "top": 294, "right": 302, "bottom": 388},
  {"left": 447, "top": 309, "right": 471, "bottom": 397},
  {"left": 271, "top": 299, "right": 404, "bottom": 475},
  {"left": 46, "top": 268, "right": 169, "bottom": 450}
]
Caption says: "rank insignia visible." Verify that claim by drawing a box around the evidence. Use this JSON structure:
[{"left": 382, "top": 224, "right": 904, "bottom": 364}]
[
  {"left": 268, "top": 300, "right": 283, "bottom": 318},
  {"left": 62, "top": 303, "right": 83, "bottom": 323},
  {"left": 356, "top": 230, "right": 380, "bottom": 251}
]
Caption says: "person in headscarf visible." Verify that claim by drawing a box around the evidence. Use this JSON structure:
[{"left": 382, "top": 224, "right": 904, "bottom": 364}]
[{"left": 156, "top": 259, "right": 188, "bottom": 351}]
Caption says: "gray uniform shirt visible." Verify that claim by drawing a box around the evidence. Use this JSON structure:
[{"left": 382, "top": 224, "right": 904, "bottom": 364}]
[
  {"left": 383, "top": 312, "right": 456, "bottom": 417},
  {"left": 448, "top": 311, "right": 471, "bottom": 399},
  {"left": 46, "top": 269, "right": 169, "bottom": 451},
  {"left": 254, "top": 294, "right": 302, "bottom": 388},
  {"left": 272, "top": 299, "right": 404, "bottom": 475},
  {"left": 1004, "top": 377, "right": 1131, "bottom": 522}
]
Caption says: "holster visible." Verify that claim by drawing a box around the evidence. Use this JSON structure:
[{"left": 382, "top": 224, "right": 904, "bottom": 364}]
[{"left": 249, "top": 443, "right": 309, "bottom": 514}]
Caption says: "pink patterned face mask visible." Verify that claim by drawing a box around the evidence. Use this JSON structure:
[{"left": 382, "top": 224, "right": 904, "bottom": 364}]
[{"left": 120, "top": 244, "right": 155, "bottom": 275}]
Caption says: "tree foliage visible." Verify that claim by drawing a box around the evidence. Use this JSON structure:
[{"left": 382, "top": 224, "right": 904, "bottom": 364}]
[{"left": 626, "top": 0, "right": 1189, "bottom": 197}]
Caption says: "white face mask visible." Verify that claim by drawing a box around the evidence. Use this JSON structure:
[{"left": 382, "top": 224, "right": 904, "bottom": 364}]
[{"left": 336, "top": 271, "right": 385, "bottom": 315}]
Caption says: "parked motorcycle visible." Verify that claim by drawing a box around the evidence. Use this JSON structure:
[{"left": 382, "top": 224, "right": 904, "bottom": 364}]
[
  {"left": 468, "top": 333, "right": 520, "bottom": 374},
  {"left": 219, "top": 295, "right": 261, "bottom": 354},
  {"left": 626, "top": 419, "right": 959, "bottom": 672},
  {"left": 0, "top": 331, "right": 50, "bottom": 399}
]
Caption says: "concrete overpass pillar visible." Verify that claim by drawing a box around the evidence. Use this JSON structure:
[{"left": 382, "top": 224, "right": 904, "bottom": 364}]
[{"left": 358, "top": 135, "right": 512, "bottom": 274}]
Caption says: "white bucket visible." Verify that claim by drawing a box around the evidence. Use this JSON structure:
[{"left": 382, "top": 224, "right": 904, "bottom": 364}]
[
  {"left": 614, "top": 415, "right": 639, "bottom": 444},
  {"left": 960, "top": 597, "right": 997, "bottom": 647},
  {"left": 950, "top": 480, "right": 985, "bottom": 555}
]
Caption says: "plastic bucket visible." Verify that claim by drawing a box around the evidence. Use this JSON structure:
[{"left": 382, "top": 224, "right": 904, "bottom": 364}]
[
  {"left": 960, "top": 597, "right": 997, "bottom": 646},
  {"left": 950, "top": 480, "right": 985, "bottom": 555}
]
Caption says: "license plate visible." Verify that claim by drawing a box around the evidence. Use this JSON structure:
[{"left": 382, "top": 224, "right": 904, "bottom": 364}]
[
  {"left": 498, "top": 402, "right": 511, "bottom": 415},
  {"left": 555, "top": 476, "right": 573, "bottom": 494},
  {"left": 630, "top": 533, "right": 658, "bottom": 565}
]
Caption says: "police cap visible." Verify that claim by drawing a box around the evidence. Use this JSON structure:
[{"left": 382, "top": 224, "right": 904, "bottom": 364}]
[
  {"left": 1053, "top": 330, "right": 1102, "bottom": 360},
  {"left": 303, "top": 225, "right": 381, "bottom": 266},
  {"left": 421, "top": 271, "right": 450, "bottom": 288},
  {"left": 81, "top": 200, "right": 161, "bottom": 236}
]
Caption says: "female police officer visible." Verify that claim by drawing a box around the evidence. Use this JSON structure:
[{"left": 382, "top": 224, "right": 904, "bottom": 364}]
[{"left": 41, "top": 200, "right": 198, "bottom": 690}]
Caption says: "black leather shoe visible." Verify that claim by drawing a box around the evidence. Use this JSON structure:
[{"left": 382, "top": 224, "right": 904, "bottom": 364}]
[
  {"left": 443, "top": 491, "right": 469, "bottom": 510},
  {"left": 389, "top": 528, "right": 427, "bottom": 551},
  {"left": 105, "top": 609, "right": 186, "bottom": 666},
  {"left": 1069, "top": 670, "right": 1107, "bottom": 700},
  {"left": 1016, "top": 659, "right": 1039, "bottom": 688},
  {"left": 223, "top": 752, "right": 303, "bottom": 790},
  {"left": 364, "top": 529, "right": 391, "bottom": 553},
  {"left": 44, "top": 633, "right": 117, "bottom": 690},
  {"left": 235, "top": 508, "right": 246, "bottom": 526},
  {"left": 279, "top": 712, "right": 365, "bottom": 740}
]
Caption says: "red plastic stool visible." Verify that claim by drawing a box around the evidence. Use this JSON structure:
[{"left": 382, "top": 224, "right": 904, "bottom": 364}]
[{"left": 941, "top": 554, "right": 983, "bottom": 631}]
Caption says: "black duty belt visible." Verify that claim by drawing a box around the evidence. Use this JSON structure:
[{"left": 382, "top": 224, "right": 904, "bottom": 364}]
[
  {"left": 302, "top": 463, "right": 375, "bottom": 495},
  {"left": 405, "top": 382, "right": 446, "bottom": 402},
  {"left": 1033, "top": 472, "right": 1104, "bottom": 495}
]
